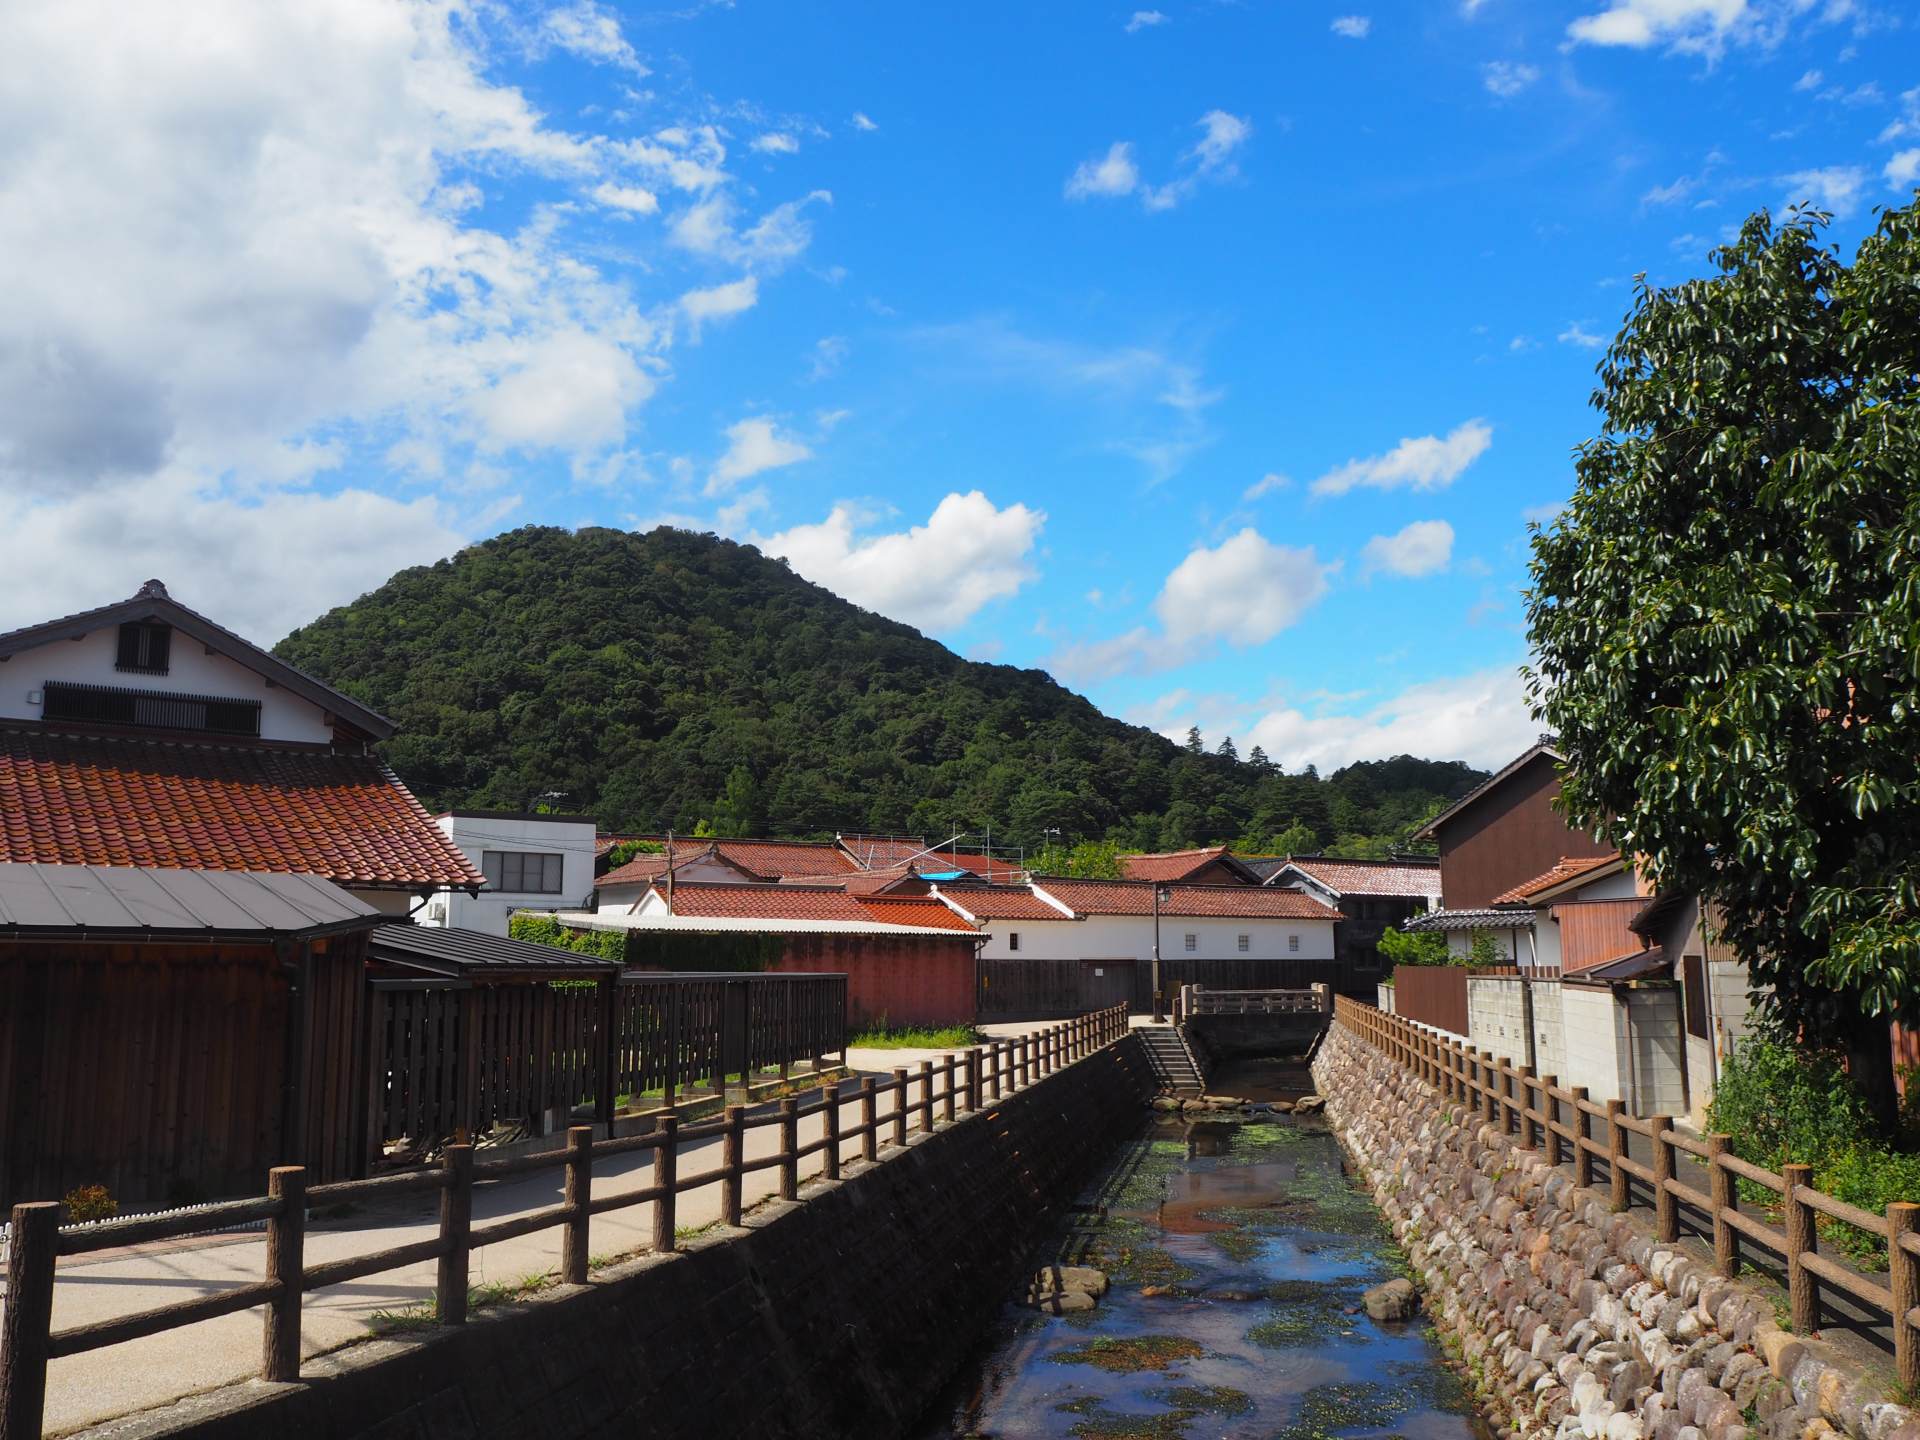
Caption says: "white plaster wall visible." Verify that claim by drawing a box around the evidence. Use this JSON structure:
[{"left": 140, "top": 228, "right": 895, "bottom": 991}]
[
  {"left": 2, "top": 628, "right": 333, "bottom": 743},
  {"left": 1525, "top": 909, "right": 1563, "bottom": 971},
  {"left": 1378, "top": 983, "right": 1396, "bottom": 1014},
  {"left": 973, "top": 912, "right": 1336, "bottom": 964},
  {"left": 1445, "top": 925, "right": 1527, "bottom": 962},
  {"left": 1563, "top": 870, "right": 1641, "bottom": 902},
  {"left": 351, "top": 888, "right": 421, "bottom": 918},
  {"left": 1530, "top": 980, "right": 1566, "bottom": 1081},
  {"left": 425, "top": 815, "right": 599, "bottom": 937}
]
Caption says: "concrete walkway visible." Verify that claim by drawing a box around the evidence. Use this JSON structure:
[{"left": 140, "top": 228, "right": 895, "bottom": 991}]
[{"left": 10, "top": 1019, "right": 1066, "bottom": 1436}]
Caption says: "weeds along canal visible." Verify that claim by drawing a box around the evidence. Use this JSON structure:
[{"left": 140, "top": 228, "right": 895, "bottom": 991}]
[{"left": 914, "top": 1059, "right": 1487, "bottom": 1440}]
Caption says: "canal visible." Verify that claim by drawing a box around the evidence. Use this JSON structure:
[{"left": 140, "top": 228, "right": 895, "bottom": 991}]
[{"left": 915, "top": 1059, "right": 1486, "bottom": 1440}]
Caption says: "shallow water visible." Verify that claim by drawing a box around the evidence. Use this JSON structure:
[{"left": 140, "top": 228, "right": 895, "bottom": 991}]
[{"left": 913, "top": 1062, "right": 1486, "bottom": 1440}]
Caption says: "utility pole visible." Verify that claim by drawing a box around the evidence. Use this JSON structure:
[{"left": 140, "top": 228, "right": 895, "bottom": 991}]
[{"left": 1151, "top": 884, "right": 1169, "bottom": 1022}]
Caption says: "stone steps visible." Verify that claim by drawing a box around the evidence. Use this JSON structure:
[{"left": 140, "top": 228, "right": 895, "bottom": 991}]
[{"left": 1137, "top": 1025, "right": 1206, "bottom": 1095}]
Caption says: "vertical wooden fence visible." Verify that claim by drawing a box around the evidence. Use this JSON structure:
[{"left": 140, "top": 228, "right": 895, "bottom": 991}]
[
  {"left": 0, "top": 1006, "right": 1132, "bottom": 1440},
  {"left": 1334, "top": 995, "right": 1920, "bottom": 1391}
]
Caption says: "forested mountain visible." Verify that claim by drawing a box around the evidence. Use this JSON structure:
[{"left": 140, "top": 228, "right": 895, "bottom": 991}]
[{"left": 276, "top": 526, "right": 1485, "bottom": 853}]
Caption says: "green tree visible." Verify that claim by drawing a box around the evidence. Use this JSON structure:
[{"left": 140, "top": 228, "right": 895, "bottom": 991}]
[
  {"left": 711, "top": 764, "right": 761, "bottom": 837},
  {"left": 1525, "top": 196, "right": 1920, "bottom": 1121},
  {"left": 1267, "top": 821, "right": 1318, "bottom": 855},
  {"left": 1378, "top": 927, "right": 1450, "bottom": 968},
  {"left": 1184, "top": 725, "right": 1205, "bottom": 755},
  {"left": 1215, "top": 735, "right": 1239, "bottom": 762},
  {"left": 1028, "top": 839, "right": 1124, "bottom": 879}
]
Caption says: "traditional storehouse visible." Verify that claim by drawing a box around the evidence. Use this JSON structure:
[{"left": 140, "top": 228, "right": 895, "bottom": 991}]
[
  {"left": 1262, "top": 855, "right": 1442, "bottom": 981},
  {"left": 1116, "top": 845, "right": 1264, "bottom": 885}
]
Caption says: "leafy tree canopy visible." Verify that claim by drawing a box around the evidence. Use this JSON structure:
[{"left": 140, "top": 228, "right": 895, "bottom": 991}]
[
  {"left": 277, "top": 525, "right": 1484, "bottom": 852},
  {"left": 1526, "top": 196, "right": 1920, "bottom": 1112}
]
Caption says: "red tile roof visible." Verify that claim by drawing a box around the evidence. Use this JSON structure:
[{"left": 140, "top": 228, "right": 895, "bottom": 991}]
[
  {"left": 653, "top": 882, "right": 978, "bottom": 932},
  {"left": 0, "top": 728, "right": 484, "bottom": 888},
  {"left": 1036, "top": 878, "right": 1341, "bottom": 921},
  {"left": 838, "top": 837, "right": 1019, "bottom": 878},
  {"left": 712, "top": 839, "right": 859, "bottom": 879},
  {"left": 1277, "top": 857, "right": 1442, "bottom": 899},
  {"left": 935, "top": 887, "right": 1074, "bottom": 921},
  {"left": 1116, "top": 846, "right": 1242, "bottom": 883},
  {"left": 1491, "top": 855, "right": 1621, "bottom": 908}
]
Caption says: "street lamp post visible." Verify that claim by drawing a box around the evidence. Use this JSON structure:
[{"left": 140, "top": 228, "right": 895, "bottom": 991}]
[{"left": 1151, "top": 885, "right": 1171, "bottom": 1022}]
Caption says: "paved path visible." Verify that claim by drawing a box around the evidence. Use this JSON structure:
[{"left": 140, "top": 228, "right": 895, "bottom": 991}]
[{"left": 10, "top": 1019, "right": 1067, "bottom": 1436}]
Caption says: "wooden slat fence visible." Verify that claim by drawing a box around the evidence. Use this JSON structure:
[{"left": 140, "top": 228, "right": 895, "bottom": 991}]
[
  {"left": 0, "top": 1005, "right": 1133, "bottom": 1440},
  {"left": 1335, "top": 996, "right": 1920, "bottom": 1392},
  {"left": 1389, "top": 964, "right": 1470, "bottom": 1035}
]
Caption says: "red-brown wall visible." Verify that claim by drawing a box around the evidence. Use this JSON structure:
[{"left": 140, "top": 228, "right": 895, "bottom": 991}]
[
  {"left": 1435, "top": 753, "right": 1612, "bottom": 909},
  {"left": 771, "top": 934, "right": 977, "bottom": 1028}
]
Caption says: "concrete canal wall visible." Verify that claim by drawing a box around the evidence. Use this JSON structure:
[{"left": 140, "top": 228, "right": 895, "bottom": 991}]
[
  {"left": 1313, "top": 1024, "right": 1919, "bottom": 1440},
  {"left": 78, "top": 1035, "right": 1157, "bottom": 1440}
]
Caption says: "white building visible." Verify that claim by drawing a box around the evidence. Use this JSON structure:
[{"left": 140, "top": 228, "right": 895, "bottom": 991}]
[{"left": 420, "top": 811, "right": 599, "bottom": 935}]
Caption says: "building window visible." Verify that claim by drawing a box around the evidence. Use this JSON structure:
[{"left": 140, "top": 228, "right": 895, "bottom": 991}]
[
  {"left": 1682, "top": 954, "right": 1709, "bottom": 1039},
  {"left": 482, "top": 850, "right": 564, "bottom": 894},
  {"left": 1183, "top": 933, "right": 1197, "bottom": 952},
  {"left": 1237, "top": 934, "right": 1250, "bottom": 953},
  {"left": 1008, "top": 932, "right": 1021, "bottom": 952},
  {"left": 42, "top": 680, "right": 259, "bottom": 737},
  {"left": 1288, "top": 934, "right": 1300, "bottom": 953},
  {"left": 116, "top": 621, "right": 172, "bottom": 675}
]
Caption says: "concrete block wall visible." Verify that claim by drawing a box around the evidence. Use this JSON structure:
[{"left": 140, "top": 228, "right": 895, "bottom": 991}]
[
  {"left": 1559, "top": 982, "right": 1626, "bottom": 1105},
  {"left": 1465, "top": 977, "right": 1566, "bottom": 1083},
  {"left": 80, "top": 1037, "right": 1158, "bottom": 1440},
  {"left": 1623, "top": 989, "right": 1688, "bottom": 1117}
]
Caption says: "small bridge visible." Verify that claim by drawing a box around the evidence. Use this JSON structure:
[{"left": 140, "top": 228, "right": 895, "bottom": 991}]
[{"left": 1178, "top": 983, "right": 1333, "bottom": 1062}]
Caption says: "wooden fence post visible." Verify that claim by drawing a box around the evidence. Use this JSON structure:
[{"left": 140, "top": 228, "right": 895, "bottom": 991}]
[
  {"left": 1541, "top": 1076, "right": 1562, "bottom": 1167},
  {"left": 438, "top": 1143, "right": 473, "bottom": 1325},
  {"left": 1573, "top": 1087, "right": 1594, "bottom": 1190},
  {"left": 1019, "top": 1036, "right": 1032, "bottom": 1089},
  {"left": 860, "top": 1080, "right": 877, "bottom": 1163},
  {"left": 821, "top": 1084, "right": 841, "bottom": 1181},
  {"left": 722, "top": 1105, "right": 746, "bottom": 1224},
  {"left": 1480, "top": 1052, "right": 1499, "bottom": 1125},
  {"left": 1518, "top": 1066, "right": 1538, "bottom": 1148},
  {"left": 262, "top": 1166, "right": 306, "bottom": 1382},
  {"left": 1650, "top": 1116, "right": 1676, "bottom": 1242},
  {"left": 563, "top": 1125, "right": 593, "bottom": 1283},
  {"left": 1, "top": 1202, "right": 61, "bottom": 1440},
  {"left": 942, "top": 1054, "right": 957, "bottom": 1123},
  {"left": 1784, "top": 1162, "right": 1818, "bottom": 1333},
  {"left": 892, "top": 1068, "right": 909, "bottom": 1148},
  {"left": 918, "top": 1060, "right": 934, "bottom": 1132},
  {"left": 652, "top": 1113, "right": 679, "bottom": 1251},
  {"left": 1707, "top": 1134, "right": 1737, "bottom": 1277},
  {"left": 1889, "top": 1202, "right": 1920, "bottom": 1393},
  {"left": 966, "top": 1047, "right": 982, "bottom": 1112},
  {"left": 989, "top": 1042, "right": 1002, "bottom": 1101},
  {"left": 778, "top": 1099, "right": 799, "bottom": 1200},
  {"left": 1605, "top": 1100, "right": 1628, "bottom": 1212}
]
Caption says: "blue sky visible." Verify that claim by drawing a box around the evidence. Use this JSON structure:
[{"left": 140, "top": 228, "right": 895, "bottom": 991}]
[{"left": 1, "top": 0, "right": 1913, "bottom": 770}]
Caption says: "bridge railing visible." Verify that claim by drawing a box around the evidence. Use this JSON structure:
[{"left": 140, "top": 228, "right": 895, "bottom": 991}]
[
  {"left": 1178, "top": 983, "right": 1332, "bottom": 1018},
  {"left": 0, "top": 1005, "right": 1132, "bottom": 1439},
  {"left": 1331, "top": 994, "right": 1920, "bottom": 1392}
]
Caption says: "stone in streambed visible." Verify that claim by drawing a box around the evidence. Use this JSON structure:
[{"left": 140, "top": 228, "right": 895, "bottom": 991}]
[{"left": 1362, "top": 1278, "right": 1419, "bottom": 1321}]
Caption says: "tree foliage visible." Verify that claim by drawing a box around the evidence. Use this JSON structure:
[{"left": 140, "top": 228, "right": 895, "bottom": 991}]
[
  {"left": 1525, "top": 196, "right": 1920, "bottom": 1111},
  {"left": 1377, "top": 927, "right": 1450, "bottom": 967},
  {"left": 277, "top": 525, "right": 1484, "bottom": 850}
]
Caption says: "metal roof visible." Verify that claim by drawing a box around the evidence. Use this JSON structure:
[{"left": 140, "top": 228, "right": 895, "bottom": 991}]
[
  {"left": 0, "top": 864, "right": 378, "bottom": 940},
  {"left": 367, "top": 923, "right": 618, "bottom": 977},
  {"left": 1564, "top": 946, "right": 1671, "bottom": 985}
]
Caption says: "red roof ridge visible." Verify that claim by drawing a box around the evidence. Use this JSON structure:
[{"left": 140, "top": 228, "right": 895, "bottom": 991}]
[{"left": 1490, "top": 853, "right": 1622, "bottom": 907}]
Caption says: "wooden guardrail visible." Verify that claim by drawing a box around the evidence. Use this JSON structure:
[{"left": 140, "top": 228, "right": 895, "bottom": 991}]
[
  {"left": 0, "top": 1006, "right": 1131, "bottom": 1440},
  {"left": 1333, "top": 995, "right": 1920, "bottom": 1391},
  {"left": 1179, "top": 984, "right": 1332, "bottom": 1017}
]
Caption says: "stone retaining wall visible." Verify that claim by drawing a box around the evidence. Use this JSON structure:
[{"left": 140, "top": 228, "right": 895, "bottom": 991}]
[
  {"left": 78, "top": 1036, "right": 1156, "bottom": 1440},
  {"left": 1312, "top": 1024, "right": 1919, "bottom": 1440}
]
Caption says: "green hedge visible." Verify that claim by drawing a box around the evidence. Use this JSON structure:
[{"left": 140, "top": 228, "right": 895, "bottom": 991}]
[{"left": 507, "top": 913, "right": 787, "bottom": 973}]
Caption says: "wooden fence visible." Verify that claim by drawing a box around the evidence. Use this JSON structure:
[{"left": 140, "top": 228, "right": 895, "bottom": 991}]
[
  {"left": 1335, "top": 996, "right": 1920, "bottom": 1390},
  {"left": 0, "top": 1006, "right": 1131, "bottom": 1440},
  {"left": 370, "top": 972, "right": 847, "bottom": 1154},
  {"left": 1181, "top": 984, "right": 1332, "bottom": 1017},
  {"left": 1389, "top": 964, "right": 1470, "bottom": 1034}
]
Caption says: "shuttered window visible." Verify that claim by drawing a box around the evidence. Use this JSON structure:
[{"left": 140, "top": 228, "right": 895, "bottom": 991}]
[
  {"left": 42, "top": 680, "right": 259, "bottom": 736},
  {"left": 481, "top": 850, "right": 565, "bottom": 894},
  {"left": 115, "top": 621, "right": 172, "bottom": 675},
  {"left": 1682, "top": 954, "right": 1709, "bottom": 1039}
]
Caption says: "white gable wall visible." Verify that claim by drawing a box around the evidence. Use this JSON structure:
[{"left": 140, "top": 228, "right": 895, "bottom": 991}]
[
  {"left": 974, "top": 912, "right": 1335, "bottom": 963},
  {"left": 1, "top": 627, "right": 334, "bottom": 744},
  {"left": 422, "top": 814, "right": 598, "bottom": 936}
]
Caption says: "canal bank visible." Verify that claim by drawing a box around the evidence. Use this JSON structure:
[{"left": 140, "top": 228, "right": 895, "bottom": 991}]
[{"left": 916, "top": 1057, "right": 1485, "bottom": 1439}]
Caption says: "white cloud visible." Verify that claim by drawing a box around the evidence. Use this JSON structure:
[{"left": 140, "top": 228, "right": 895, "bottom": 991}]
[
  {"left": 1461, "top": 0, "right": 1491, "bottom": 14},
  {"left": 807, "top": 335, "right": 849, "bottom": 381},
  {"left": 670, "top": 190, "right": 833, "bottom": 270},
  {"left": 1155, "top": 529, "right": 1334, "bottom": 647},
  {"left": 1065, "top": 142, "right": 1142, "bottom": 200},
  {"left": 592, "top": 181, "right": 660, "bottom": 213},
  {"left": 1509, "top": 335, "right": 1538, "bottom": 352},
  {"left": 1640, "top": 175, "right": 1696, "bottom": 206},
  {"left": 1126, "top": 10, "right": 1168, "bottom": 31},
  {"left": 1888, "top": 150, "right": 1920, "bottom": 188},
  {"left": 1558, "top": 321, "right": 1606, "bottom": 348},
  {"left": 761, "top": 491, "right": 1045, "bottom": 631},
  {"left": 707, "top": 416, "right": 811, "bottom": 494},
  {"left": 1331, "top": 15, "right": 1372, "bottom": 37},
  {"left": 679, "top": 276, "right": 759, "bottom": 338},
  {"left": 1882, "top": 88, "right": 1920, "bottom": 143},
  {"left": 541, "top": 1, "right": 648, "bottom": 74},
  {"left": 476, "top": 332, "right": 654, "bottom": 454},
  {"left": 1361, "top": 519, "right": 1455, "bottom": 578},
  {"left": 1243, "top": 472, "right": 1291, "bottom": 500},
  {"left": 1311, "top": 419, "right": 1493, "bottom": 497},
  {"left": 850, "top": 111, "right": 878, "bottom": 132},
  {"left": 751, "top": 132, "right": 799, "bottom": 154},
  {"left": 1240, "top": 666, "right": 1539, "bottom": 771},
  {"left": 1189, "top": 110, "right": 1252, "bottom": 174},
  {"left": 1781, "top": 164, "right": 1867, "bottom": 216},
  {"left": 1482, "top": 61, "right": 1540, "bottom": 96},
  {"left": 1794, "top": 67, "right": 1824, "bottom": 90},
  {"left": 1565, "top": 0, "right": 1749, "bottom": 52}
]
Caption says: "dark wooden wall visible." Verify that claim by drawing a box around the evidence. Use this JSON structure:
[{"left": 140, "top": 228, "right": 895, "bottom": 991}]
[
  {"left": 976, "top": 953, "right": 1349, "bottom": 1020},
  {"left": 1434, "top": 753, "right": 1611, "bottom": 908}
]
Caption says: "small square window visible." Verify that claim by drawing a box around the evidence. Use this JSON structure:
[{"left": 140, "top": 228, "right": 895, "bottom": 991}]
[
  {"left": 1008, "top": 932, "right": 1021, "bottom": 952},
  {"left": 1288, "top": 934, "right": 1300, "bottom": 953},
  {"left": 1237, "top": 934, "right": 1250, "bottom": 953},
  {"left": 1183, "top": 933, "right": 1197, "bottom": 953}
]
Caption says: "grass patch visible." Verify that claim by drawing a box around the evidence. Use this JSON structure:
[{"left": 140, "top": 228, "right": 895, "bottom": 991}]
[
  {"left": 847, "top": 1021, "right": 984, "bottom": 1048},
  {"left": 368, "top": 1272, "right": 552, "bottom": 1335},
  {"left": 1049, "top": 1334, "right": 1204, "bottom": 1375}
]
